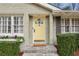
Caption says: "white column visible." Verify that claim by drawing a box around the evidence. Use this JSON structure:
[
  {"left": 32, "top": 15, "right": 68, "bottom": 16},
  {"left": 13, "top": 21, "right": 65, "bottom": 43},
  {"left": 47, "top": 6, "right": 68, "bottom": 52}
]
[
  {"left": 20, "top": 13, "right": 30, "bottom": 52},
  {"left": 70, "top": 18, "right": 72, "bottom": 33},
  {"left": 49, "top": 14, "right": 54, "bottom": 44},
  {"left": 63, "top": 18, "right": 65, "bottom": 33},
  {"left": 1, "top": 17, "right": 2, "bottom": 34},
  {"left": 53, "top": 16, "right": 57, "bottom": 45},
  {"left": 24, "top": 13, "right": 30, "bottom": 45},
  {"left": 11, "top": 16, "right": 14, "bottom": 36},
  {"left": 74, "top": 18, "right": 75, "bottom": 32}
]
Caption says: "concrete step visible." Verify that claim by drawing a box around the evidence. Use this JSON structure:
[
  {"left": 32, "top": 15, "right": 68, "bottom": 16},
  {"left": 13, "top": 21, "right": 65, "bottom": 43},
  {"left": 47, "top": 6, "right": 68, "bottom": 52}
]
[
  {"left": 24, "top": 45, "right": 57, "bottom": 53},
  {"left": 23, "top": 53, "right": 58, "bottom": 56},
  {"left": 23, "top": 45, "right": 58, "bottom": 56}
]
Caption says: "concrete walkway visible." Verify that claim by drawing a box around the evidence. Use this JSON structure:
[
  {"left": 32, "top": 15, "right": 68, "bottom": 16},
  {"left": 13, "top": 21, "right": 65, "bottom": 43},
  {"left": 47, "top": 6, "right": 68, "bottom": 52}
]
[{"left": 23, "top": 45, "right": 58, "bottom": 56}]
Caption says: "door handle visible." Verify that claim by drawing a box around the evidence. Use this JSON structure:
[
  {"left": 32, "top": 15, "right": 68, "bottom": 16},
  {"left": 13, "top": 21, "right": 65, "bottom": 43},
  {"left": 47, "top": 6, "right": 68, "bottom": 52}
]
[
  {"left": 32, "top": 27, "right": 35, "bottom": 32},
  {"left": 34, "top": 29, "right": 35, "bottom": 32}
]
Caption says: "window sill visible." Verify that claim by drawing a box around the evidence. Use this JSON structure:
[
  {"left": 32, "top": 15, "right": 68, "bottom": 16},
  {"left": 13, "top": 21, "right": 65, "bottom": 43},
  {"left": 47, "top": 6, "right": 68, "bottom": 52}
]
[
  {"left": 0, "top": 39, "right": 23, "bottom": 42},
  {"left": 61, "top": 32, "right": 79, "bottom": 34}
]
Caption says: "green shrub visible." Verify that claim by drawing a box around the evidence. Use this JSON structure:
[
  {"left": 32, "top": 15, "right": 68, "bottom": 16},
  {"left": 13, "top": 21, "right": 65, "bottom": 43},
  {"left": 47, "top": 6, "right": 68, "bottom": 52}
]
[
  {"left": 0, "top": 42, "right": 20, "bottom": 56},
  {"left": 0, "top": 36, "right": 24, "bottom": 56},
  {"left": 57, "top": 33, "right": 79, "bottom": 56}
]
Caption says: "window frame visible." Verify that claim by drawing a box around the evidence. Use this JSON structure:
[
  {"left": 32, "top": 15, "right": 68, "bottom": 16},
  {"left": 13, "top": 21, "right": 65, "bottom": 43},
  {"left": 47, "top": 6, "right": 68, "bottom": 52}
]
[
  {"left": 0, "top": 15, "right": 24, "bottom": 37},
  {"left": 61, "top": 18, "right": 79, "bottom": 33}
]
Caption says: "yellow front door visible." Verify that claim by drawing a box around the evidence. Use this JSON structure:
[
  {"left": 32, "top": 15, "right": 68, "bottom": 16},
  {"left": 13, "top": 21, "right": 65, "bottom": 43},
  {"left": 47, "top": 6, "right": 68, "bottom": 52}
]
[{"left": 32, "top": 15, "right": 47, "bottom": 46}]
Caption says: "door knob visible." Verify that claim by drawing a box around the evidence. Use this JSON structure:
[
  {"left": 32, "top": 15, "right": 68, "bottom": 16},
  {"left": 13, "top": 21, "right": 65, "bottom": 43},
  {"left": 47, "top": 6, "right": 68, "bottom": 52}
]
[
  {"left": 34, "top": 29, "right": 35, "bottom": 32},
  {"left": 32, "top": 27, "right": 35, "bottom": 32}
]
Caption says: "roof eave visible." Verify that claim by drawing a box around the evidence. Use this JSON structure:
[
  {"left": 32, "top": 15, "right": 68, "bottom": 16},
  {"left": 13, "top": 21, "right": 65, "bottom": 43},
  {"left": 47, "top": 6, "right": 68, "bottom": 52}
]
[
  {"left": 35, "top": 3, "right": 61, "bottom": 11},
  {"left": 53, "top": 10, "right": 79, "bottom": 16}
]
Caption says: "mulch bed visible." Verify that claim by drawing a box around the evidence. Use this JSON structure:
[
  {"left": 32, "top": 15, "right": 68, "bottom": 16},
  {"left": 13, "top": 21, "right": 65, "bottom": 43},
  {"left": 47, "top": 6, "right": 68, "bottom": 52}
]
[
  {"left": 19, "top": 52, "right": 24, "bottom": 56},
  {"left": 74, "top": 50, "right": 79, "bottom": 56}
]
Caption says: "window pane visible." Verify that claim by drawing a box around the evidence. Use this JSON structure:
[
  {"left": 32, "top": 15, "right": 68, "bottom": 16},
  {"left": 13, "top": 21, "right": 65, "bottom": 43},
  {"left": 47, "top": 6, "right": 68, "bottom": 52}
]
[
  {"left": 72, "top": 18, "right": 74, "bottom": 32},
  {"left": 2, "top": 17, "right": 5, "bottom": 33},
  {"left": 65, "top": 26, "right": 69, "bottom": 32},
  {"left": 75, "top": 26, "right": 79, "bottom": 32},
  {"left": 75, "top": 18, "right": 79, "bottom": 32},
  {"left": 65, "top": 18, "right": 69, "bottom": 32},
  {"left": 75, "top": 18, "right": 79, "bottom": 26},
  {"left": 14, "top": 16, "right": 23, "bottom": 33},
  {"left": 0, "top": 17, "right": 1, "bottom": 33},
  {"left": 65, "top": 18, "right": 69, "bottom": 26},
  {"left": 0, "top": 16, "right": 11, "bottom": 33},
  {"left": 72, "top": 26, "right": 74, "bottom": 32}
]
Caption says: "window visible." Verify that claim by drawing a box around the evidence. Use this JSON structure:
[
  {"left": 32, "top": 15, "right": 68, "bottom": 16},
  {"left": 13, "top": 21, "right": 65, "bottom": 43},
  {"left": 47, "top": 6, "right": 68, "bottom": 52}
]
[
  {"left": 0, "top": 16, "right": 11, "bottom": 33},
  {"left": 65, "top": 18, "right": 69, "bottom": 32},
  {"left": 74, "top": 18, "right": 79, "bottom": 32},
  {"left": 0, "top": 16, "right": 23, "bottom": 36},
  {"left": 35, "top": 18, "right": 43, "bottom": 26},
  {"left": 8, "top": 17, "right": 11, "bottom": 33},
  {"left": 61, "top": 18, "right": 79, "bottom": 33},
  {"left": 14, "top": 16, "right": 23, "bottom": 33},
  {"left": 72, "top": 18, "right": 75, "bottom": 32}
]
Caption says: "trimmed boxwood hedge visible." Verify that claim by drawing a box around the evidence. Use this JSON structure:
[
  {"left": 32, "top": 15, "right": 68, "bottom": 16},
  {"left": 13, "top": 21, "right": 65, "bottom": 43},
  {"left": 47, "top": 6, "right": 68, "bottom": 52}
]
[
  {"left": 0, "top": 42, "right": 21, "bottom": 56},
  {"left": 0, "top": 36, "right": 24, "bottom": 56},
  {"left": 57, "top": 33, "right": 79, "bottom": 56}
]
